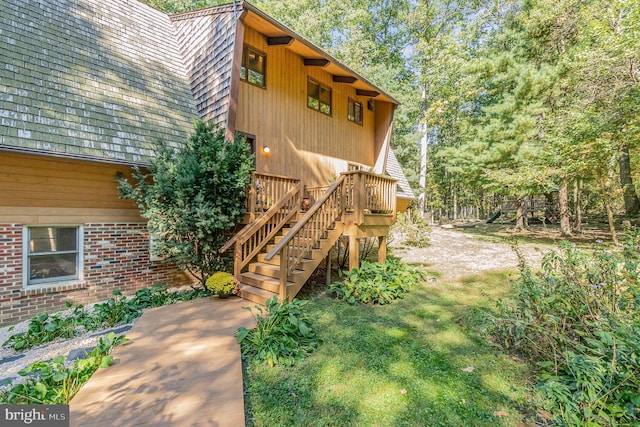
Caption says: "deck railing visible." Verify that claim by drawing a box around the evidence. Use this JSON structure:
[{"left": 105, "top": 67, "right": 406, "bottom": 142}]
[
  {"left": 342, "top": 171, "right": 397, "bottom": 224},
  {"left": 304, "top": 185, "right": 330, "bottom": 207},
  {"left": 265, "top": 176, "right": 345, "bottom": 299},
  {"left": 245, "top": 173, "right": 300, "bottom": 219},
  {"left": 222, "top": 181, "right": 302, "bottom": 278}
]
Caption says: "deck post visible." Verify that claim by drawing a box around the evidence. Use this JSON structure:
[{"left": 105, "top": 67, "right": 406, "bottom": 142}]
[
  {"left": 279, "top": 245, "right": 288, "bottom": 301},
  {"left": 349, "top": 235, "right": 359, "bottom": 271},
  {"left": 233, "top": 241, "right": 242, "bottom": 280},
  {"left": 325, "top": 251, "right": 332, "bottom": 286},
  {"left": 248, "top": 174, "right": 256, "bottom": 222},
  {"left": 377, "top": 235, "right": 387, "bottom": 264}
]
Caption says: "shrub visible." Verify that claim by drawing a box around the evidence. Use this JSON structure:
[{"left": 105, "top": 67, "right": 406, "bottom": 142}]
[
  {"left": 236, "top": 297, "right": 322, "bottom": 367},
  {"left": 117, "top": 121, "right": 254, "bottom": 288},
  {"left": 482, "top": 235, "right": 640, "bottom": 426},
  {"left": 0, "top": 333, "right": 127, "bottom": 404},
  {"left": 205, "top": 272, "right": 239, "bottom": 296},
  {"left": 3, "top": 311, "right": 78, "bottom": 351},
  {"left": 393, "top": 212, "right": 431, "bottom": 248},
  {"left": 328, "top": 259, "right": 426, "bottom": 305}
]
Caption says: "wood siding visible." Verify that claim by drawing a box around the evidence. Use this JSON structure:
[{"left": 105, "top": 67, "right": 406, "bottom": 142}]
[
  {"left": 235, "top": 26, "right": 393, "bottom": 188},
  {"left": 0, "top": 151, "right": 142, "bottom": 224}
]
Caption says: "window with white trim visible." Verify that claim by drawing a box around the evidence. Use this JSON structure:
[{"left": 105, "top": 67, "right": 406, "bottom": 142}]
[{"left": 25, "top": 226, "right": 82, "bottom": 286}]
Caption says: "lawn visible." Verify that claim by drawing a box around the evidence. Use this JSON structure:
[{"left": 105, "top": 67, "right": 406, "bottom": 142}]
[{"left": 243, "top": 267, "right": 536, "bottom": 426}]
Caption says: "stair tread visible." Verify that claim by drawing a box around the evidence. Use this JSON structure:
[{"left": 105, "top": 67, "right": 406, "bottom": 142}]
[
  {"left": 239, "top": 285, "right": 277, "bottom": 299},
  {"left": 241, "top": 271, "right": 296, "bottom": 286}
]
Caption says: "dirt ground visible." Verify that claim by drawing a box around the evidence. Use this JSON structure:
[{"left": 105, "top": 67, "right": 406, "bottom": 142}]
[{"left": 391, "top": 224, "right": 554, "bottom": 280}]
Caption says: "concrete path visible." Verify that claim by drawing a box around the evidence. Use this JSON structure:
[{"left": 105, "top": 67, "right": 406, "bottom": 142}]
[{"left": 70, "top": 297, "right": 255, "bottom": 426}]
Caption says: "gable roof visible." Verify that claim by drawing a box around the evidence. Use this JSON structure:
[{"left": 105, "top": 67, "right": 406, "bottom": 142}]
[
  {"left": 0, "top": 0, "right": 198, "bottom": 165},
  {"left": 386, "top": 148, "right": 415, "bottom": 200}
]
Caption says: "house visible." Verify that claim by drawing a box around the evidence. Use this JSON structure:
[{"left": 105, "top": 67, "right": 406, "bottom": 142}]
[{"left": 0, "top": 0, "right": 414, "bottom": 325}]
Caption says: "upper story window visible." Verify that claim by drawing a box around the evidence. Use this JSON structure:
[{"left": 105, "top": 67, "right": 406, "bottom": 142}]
[
  {"left": 307, "top": 78, "right": 331, "bottom": 115},
  {"left": 241, "top": 46, "right": 266, "bottom": 88},
  {"left": 25, "top": 226, "right": 82, "bottom": 286},
  {"left": 348, "top": 98, "right": 363, "bottom": 125}
]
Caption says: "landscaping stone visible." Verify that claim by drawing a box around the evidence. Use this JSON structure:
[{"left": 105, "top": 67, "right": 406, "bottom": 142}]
[
  {"left": 0, "top": 354, "right": 25, "bottom": 365},
  {"left": 0, "top": 376, "right": 16, "bottom": 386},
  {"left": 90, "top": 325, "right": 132, "bottom": 337},
  {"left": 67, "top": 347, "right": 96, "bottom": 362}
]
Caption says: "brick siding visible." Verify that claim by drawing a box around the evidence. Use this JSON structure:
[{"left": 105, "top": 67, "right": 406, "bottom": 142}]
[{"left": 0, "top": 223, "right": 195, "bottom": 326}]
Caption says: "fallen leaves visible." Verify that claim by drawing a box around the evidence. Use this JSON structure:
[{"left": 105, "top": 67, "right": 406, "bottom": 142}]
[
  {"left": 461, "top": 366, "right": 475, "bottom": 373},
  {"left": 494, "top": 410, "right": 508, "bottom": 417}
]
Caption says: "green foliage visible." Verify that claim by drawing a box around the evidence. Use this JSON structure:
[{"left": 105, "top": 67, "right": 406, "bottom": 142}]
[
  {"left": 328, "top": 259, "right": 426, "bottom": 305},
  {"left": 0, "top": 333, "right": 127, "bottom": 404},
  {"left": 3, "top": 285, "right": 210, "bottom": 351},
  {"left": 117, "top": 121, "right": 254, "bottom": 287},
  {"left": 482, "top": 232, "right": 640, "bottom": 425},
  {"left": 393, "top": 212, "right": 431, "bottom": 247},
  {"left": 205, "top": 271, "right": 239, "bottom": 296},
  {"left": 3, "top": 310, "right": 78, "bottom": 351},
  {"left": 237, "top": 297, "right": 322, "bottom": 367},
  {"left": 139, "top": 0, "right": 226, "bottom": 14}
]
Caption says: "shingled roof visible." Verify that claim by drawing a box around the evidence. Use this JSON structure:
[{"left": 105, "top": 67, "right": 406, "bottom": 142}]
[
  {"left": 386, "top": 147, "right": 415, "bottom": 201},
  {"left": 0, "top": 0, "right": 198, "bottom": 164}
]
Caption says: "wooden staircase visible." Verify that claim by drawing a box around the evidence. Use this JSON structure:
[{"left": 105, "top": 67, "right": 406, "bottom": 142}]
[{"left": 239, "top": 218, "right": 343, "bottom": 304}]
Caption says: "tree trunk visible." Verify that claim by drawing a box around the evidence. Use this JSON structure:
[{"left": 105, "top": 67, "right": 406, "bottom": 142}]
[
  {"left": 573, "top": 179, "right": 582, "bottom": 233},
  {"left": 620, "top": 145, "right": 640, "bottom": 215},
  {"left": 514, "top": 197, "right": 526, "bottom": 231},
  {"left": 559, "top": 178, "right": 572, "bottom": 237},
  {"left": 599, "top": 172, "right": 619, "bottom": 245}
]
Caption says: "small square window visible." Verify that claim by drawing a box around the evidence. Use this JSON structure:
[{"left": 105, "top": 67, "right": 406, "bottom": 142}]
[
  {"left": 307, "top": 78, "right": 331, "bottom": 116},
  {"left": 241, "top": 46, "right": 266, "bottom": 88},
  {"left": 25, "top": 226, "right": 82, "bottom": 286},
  {"left": 348, "top": 98, "right": 363, "bottom": 125}
]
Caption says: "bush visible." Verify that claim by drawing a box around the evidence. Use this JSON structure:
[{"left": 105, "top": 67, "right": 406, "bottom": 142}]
[
  {"left": 393, "top": 212, "right": 431, "bottom": 248},
  {"left": 328, "top": 259, "right": 426, "bottom": 305},
  {"left": 205, "top": 272, "right": 239, "bottom": 296},
  {"left": 482, "top": 235, "right": 640, "bottom": 426},
  {"left": 117, "top": 121, "right": 254, "bottom": 288},
  {"left": 237, "top": 297, "right": 322, "bottom": 367}
]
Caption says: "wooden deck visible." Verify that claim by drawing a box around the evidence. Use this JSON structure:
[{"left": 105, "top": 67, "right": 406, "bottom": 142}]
[{"left": 70, "top": 297, "right": 255, "bottom": 426}]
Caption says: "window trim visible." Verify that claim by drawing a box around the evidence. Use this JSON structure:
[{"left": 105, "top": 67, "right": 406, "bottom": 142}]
[
  {"left": 307, "top": 77, "right": 332, "bottom": 116},
  {"left": 23, "top": 225, "right": 84, "bottom": 289},
  {"left": 348, "top": 98, "right": 363, "bottom": 125},
  {"left": 240, "top": 45, "right": 267, "bottom": 89}
]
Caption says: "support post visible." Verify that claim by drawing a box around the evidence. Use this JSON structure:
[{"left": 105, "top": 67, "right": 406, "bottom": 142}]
[
  {"left": 279, "top": 245, "right": 288, "bottom": 301},
  {"left": 377, "top": 235, "right": 387, "bottom": 264},
  {"left": 325, "top": 251, "right": 332, "bottom": 286},
  {"left": 233, "top": 241, "right": 242, "bottom": 280},
  {"left": 349, "top": 235, "right": 359, "bottom": 271}
]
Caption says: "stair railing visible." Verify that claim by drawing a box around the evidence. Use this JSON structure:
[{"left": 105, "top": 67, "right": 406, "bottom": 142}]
[
  {"left": 221, "top": 181, "right": 302, "bottom": 279},
  {"left": 265, "top": 175, "right": 345, "bottom": 300}
]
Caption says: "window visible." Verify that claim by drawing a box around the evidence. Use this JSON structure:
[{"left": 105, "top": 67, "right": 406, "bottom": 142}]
[
  {"left": 240, "top": 46, "right": 266, "bottom": 88},
  {"left": 307, "top": 78, "right": 331, "bottom": 115},
  {"left": 348, "top": 98, "right": 363, "bottom": 125},
  {"left": 25, "top": 226, "right": 82, "bottom": 286}
]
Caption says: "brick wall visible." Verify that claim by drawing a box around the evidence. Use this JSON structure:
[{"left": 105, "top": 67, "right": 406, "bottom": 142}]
[{"left": 0, "top": 223, "right": 195, "bottom": 326}]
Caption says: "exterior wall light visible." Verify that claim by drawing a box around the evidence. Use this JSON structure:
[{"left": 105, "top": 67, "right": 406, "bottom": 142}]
[{"left": 263, "top": 146, "right": 270, "bottom": 153}]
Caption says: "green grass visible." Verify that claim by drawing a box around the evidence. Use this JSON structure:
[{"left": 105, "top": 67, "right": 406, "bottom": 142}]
[{"left": 243, "top": 268, "right": 536, "bottom": 426}]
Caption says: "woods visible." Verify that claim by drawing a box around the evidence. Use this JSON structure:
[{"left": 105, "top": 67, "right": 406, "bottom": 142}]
[{"left": 144, "top": 0, "right": 639, "bottom": 236}]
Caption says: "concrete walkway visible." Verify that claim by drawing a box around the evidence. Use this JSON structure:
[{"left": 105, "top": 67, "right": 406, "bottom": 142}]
[{"left": 70, "top": 297, "right": 255, "bottom": 426}]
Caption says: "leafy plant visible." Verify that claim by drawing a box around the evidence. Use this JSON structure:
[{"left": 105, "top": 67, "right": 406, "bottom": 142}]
[
  {"left": 0, "top": 333, "right": 127, "bottom": 404},
  {"left": 3, "top": 285, "right": 211, "bottom": 351},
  {"left": 481, "top": 232, "right": 640, "bottom": 425},
  {"left": 393, "top": 212, "right": 431, "bottom": 248},
  {"left": 237, "top": 297, "right": 322, "bottom": 367},
  {"left": 3, "top": 310, "right": 78, "bottom": 351},
  {"left": 205, "top": 271, "right": 239, "bottom": 296},
  {"left": 117, "top": 120, "right": 254, "bottom": 288},
  {"left": 328, "top": 259, "right": 426, "bottom": 305}
]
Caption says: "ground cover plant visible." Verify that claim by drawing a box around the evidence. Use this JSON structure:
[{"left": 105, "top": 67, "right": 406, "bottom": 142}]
[
  {"left": 0, "top": 332, "right": 127, "bottom": 404},
  {"left": 328, "top": 258, "right": 426, "bottom": 305},
  {"left": 481, "top": 232, "right": 640, "bottom": 426},
  {"left": 3, "top": 285, "right": 210, "bottom": 351},
  {"left": 237, "top": 297, "right": 322, "bottom": 367},
  {"left": 243, "top": 268, "right": 534, "bottom": 426}
]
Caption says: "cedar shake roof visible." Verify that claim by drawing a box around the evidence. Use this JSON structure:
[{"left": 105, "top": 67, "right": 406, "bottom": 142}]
[
  {"left": 386, "top": 148, "right": 415, "bottom": 200},
  {"left": 0, "top": 0, "right": 198, "bottom": 165},
  {"left": 170, "top": 3, "right": 242, "bottom": 128}
]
